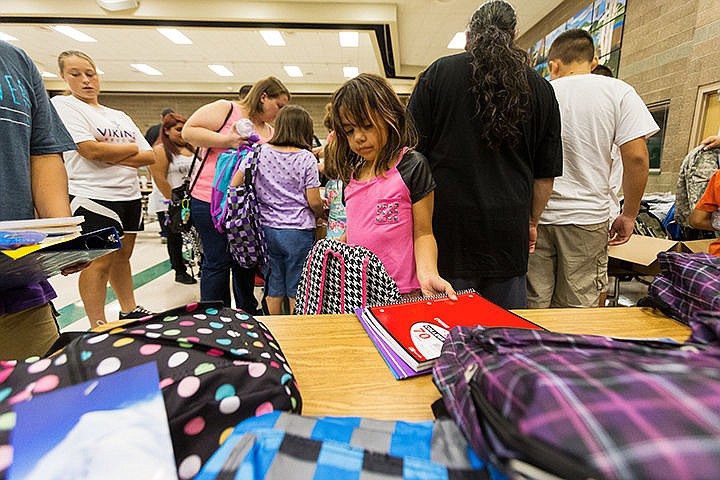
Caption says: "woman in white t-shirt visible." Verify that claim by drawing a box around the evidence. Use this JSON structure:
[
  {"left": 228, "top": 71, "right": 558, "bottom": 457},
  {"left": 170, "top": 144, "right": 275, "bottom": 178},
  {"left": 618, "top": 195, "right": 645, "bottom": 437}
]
[
  {"left": 51, "top": 50, "right": 156, "bottom": 325},
  {"left": 148, "top": 113, "right": 197, "bottom": 285}
]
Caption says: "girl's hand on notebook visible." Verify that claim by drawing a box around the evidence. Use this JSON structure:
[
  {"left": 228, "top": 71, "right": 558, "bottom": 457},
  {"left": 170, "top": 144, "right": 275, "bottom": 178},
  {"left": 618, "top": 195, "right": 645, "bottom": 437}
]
[{"left": 420, "top": 275, "right": 457, "bottom": 301}]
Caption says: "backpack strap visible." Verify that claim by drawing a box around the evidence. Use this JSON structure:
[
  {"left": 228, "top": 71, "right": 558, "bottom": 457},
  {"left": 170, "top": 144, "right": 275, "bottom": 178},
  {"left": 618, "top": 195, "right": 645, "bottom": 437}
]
[
  {"left": 301, "top": 241, "right": 322, "bottom": 314},
  {"left": 188, "top": 101, "right": 235, "bottom": 194},
  {"left": 361, "top": 255, "right": 370, "bottom": 308},
  {"left": 244, "top": 144, "right": 262, "bottom": 187},
  {"left": 317, "top": 249, "right": 346, "bottom": 314}
]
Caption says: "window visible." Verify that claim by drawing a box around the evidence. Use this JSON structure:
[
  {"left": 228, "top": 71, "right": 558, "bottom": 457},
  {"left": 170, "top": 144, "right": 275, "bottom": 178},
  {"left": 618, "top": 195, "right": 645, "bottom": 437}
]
[
  {"left": 690, "top": 83, "right": 720, "bottom": 148},
  {"left": 646, "top": 101, "right": 669, "bottom": 171}
]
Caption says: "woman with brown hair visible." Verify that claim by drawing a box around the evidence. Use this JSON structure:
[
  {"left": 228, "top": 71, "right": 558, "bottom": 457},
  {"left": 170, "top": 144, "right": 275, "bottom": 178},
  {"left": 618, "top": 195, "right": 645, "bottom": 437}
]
[{"left": 182, "top": 77, "right": 290, "bottom": 313}]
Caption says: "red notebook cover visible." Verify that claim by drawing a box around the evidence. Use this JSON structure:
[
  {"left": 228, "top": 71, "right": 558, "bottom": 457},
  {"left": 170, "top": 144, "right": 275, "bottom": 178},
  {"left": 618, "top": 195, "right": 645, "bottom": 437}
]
[{"left": 365, "top": 290, "right": 542, "bottom": 370}]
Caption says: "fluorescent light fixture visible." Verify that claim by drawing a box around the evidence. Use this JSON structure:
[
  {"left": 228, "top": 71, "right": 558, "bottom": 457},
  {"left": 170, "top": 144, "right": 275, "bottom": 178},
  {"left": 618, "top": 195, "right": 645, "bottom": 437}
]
[
  {"left": 41, "top": 71, "right": 58, "bottom": 78},
  {"left": 157, "top": 28, "right": 192, "bottom": 45},
  {"left": 50, "top": 25, "right": 97, "bottom": 43},
  {"left": 96, "top": 67, "right": 105, "bottom": 75},
  {"left": 339, "top": 31, "right": 358, "bottom": 47},
  {"left": 283, "top": 65, "right": 303, "bottom": 77},
  {"left": 130, "top": 63, "right": 162, "bottom": 76},
  {"left": 208, "top": 64, "right": 234, "bottom": 77},
  {"left": 96, "top": 0, "right": 139, "bottom": 11},
  {"left": 447, "top": 31, "right": 466, "bottom": 49},
  {"left": 260, "top": 30, "right": 285, "bottom": 46},
  {"left": 0, "top": 32, "right": 18, "bottom": 42},
  {"left": 343, "top": 66, "right": 359, "bottom": 78}
]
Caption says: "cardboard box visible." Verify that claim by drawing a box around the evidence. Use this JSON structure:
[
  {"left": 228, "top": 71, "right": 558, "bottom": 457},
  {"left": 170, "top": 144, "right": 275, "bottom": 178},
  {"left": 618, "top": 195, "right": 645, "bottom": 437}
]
[
  {"left": 608, "top": 235, "right": 715, "bottom": 276},
  {"left": 680, "top": 238, "right": 716, "bottom": 253}
]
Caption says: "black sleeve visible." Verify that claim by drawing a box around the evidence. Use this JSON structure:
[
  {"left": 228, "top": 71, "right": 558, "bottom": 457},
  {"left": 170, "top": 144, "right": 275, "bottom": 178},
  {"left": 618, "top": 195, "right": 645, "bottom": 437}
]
[
  {"left": 529, "top": 72, "right": 563, "bottom": 179},
  {"left": 397, "top": 150, "right": 436, "bottom": 203},
  {"left": 407, "top": 69, "right": 433, "bottom": 155}
]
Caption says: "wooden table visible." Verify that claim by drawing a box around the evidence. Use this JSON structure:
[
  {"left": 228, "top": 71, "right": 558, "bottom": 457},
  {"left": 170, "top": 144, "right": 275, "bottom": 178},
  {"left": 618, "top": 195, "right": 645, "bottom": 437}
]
[{"left": 261, "top": 307, "right": 691, "bottom": 421}]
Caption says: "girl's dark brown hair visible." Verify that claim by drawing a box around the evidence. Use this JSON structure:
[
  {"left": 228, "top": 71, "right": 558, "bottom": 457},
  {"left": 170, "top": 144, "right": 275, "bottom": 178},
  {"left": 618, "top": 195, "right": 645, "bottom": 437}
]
[
  {"left": 159, "top": 113, "right": 188, "bottom": 163},
  {"left": 328, "top": 73, "right": 416, "bottom": 183},
  {"left": 239, "top": 76, "right": 291, "bottom": 121},
  {"left": 269, "top": 105, "right": 314, "bottom": 150}
]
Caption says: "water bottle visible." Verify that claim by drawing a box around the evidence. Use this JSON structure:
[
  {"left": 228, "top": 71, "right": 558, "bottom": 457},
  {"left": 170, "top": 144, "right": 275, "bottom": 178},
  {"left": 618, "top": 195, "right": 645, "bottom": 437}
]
[{"left": 234, "top": 118, "right": 254, "bottom": 138}]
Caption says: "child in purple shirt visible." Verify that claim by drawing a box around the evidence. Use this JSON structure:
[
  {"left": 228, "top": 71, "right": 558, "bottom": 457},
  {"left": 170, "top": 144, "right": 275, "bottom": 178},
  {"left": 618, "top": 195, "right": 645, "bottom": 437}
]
[
  {"left": 328, "top": 73, "right": 455, "bottom": 299},
  {"left": 230, "top": 105, "right": 324, "bottom": 314}
]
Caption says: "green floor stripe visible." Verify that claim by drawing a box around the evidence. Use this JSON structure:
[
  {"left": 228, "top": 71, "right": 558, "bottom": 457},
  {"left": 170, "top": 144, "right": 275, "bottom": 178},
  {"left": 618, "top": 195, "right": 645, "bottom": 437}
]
[{"left": 57, "top": 259, "right": 172, "bottom": 329}]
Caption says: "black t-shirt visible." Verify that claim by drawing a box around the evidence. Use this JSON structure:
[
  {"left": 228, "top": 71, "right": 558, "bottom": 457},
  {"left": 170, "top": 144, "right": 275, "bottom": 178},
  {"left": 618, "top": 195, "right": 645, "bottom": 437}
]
[
  {"left": 144, "top": 123, "right": 161, "bottom": 146},
  {"left": 408, "top": 52, "right": 562, "bottom": 279}
]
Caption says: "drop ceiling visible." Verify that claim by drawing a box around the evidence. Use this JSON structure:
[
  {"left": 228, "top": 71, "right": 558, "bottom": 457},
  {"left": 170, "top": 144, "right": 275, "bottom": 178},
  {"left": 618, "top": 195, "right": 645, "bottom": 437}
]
[{"left": 0, "top": 0, "right": 563, "bottom": 94}]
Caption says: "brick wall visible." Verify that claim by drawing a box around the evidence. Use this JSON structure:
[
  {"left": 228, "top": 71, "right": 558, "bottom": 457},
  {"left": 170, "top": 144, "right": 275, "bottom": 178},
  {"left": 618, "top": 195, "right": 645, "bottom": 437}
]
[
  {"left": 518, "top": 0, "right": 720, "bottom": 194},
  {"left": 87, "top": 93, "right": 335, "bottom": 141}
]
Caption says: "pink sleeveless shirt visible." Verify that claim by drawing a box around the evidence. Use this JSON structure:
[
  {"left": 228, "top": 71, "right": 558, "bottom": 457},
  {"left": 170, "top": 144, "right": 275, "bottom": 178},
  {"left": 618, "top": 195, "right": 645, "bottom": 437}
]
[
  {"left": 345, "top": 150, "right": 420, "bottom": 293},
  {"left": 191, "top": 102, "right": 273, "bottom": 203}
]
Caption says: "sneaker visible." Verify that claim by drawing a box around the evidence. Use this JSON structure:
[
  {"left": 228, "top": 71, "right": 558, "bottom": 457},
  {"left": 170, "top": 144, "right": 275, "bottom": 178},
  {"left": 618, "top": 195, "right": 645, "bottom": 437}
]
[
  {"left": 175, "top": 272, "right": 197, "bottom": 285},
  {"left": 118, "top": 305, "right": 154, "bottom": 320}
]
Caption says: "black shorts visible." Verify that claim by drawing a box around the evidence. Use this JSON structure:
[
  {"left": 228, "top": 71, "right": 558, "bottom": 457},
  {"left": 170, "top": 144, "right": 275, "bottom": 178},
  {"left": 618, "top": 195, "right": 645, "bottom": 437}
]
[{"left": 69, "top": 195, "right": 144, "bottom": 236}]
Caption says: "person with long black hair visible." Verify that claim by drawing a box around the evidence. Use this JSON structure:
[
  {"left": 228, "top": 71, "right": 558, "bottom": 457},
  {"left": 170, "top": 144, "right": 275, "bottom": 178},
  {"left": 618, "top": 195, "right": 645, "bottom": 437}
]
[{"left": 408, "top": 0, "right": 563, "bottom": 309}]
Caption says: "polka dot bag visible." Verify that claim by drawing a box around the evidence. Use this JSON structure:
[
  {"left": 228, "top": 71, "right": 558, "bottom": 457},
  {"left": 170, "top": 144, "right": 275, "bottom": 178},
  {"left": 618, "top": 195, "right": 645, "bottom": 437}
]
[{"left": 0, "top": 302, "right": 302, "bottom": 480}]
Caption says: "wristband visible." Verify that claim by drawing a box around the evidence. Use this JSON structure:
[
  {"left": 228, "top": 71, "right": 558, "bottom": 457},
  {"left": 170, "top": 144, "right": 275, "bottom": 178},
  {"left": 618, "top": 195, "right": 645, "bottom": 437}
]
[{"left": 711, "top": 210, "right": 720, "bottom": 231}]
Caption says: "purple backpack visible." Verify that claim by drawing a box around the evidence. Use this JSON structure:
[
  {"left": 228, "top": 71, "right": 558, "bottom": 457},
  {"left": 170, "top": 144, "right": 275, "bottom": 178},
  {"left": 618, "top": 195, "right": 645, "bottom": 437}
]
[
  {"left": 225, "top": 145, "right": 266, "bottom": 268},
  {"left": 639, "top": 251, "right": 720, "bottom": 323},
  {"left": 210, "top": 144, "right": 256, "bottom": 233},
  {"left": 433, "top": 311, "right": 720, "bottom": 479}
]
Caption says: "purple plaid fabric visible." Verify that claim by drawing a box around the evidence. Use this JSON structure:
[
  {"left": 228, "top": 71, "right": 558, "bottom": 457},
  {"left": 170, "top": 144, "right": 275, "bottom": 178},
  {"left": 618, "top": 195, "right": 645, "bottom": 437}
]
[
  {"left": 690, "top": 310, "right": 720, "bottom": 344},
  {"left": 647, "top": 252, "right": 720, "bottom": 323},
  {"left": 433, "top": 316, "right": 720, "bottom": 480},
  {"left": 225, "top": 147, "right": 267, "bottom": 268}
]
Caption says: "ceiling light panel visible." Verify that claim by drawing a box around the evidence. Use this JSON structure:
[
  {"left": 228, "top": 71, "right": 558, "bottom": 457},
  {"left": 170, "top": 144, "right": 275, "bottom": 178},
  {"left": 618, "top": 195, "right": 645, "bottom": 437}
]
[
  {"left": 283, "top": 65, "right": 303, "bottom": 77},
  {"left": 50, "top": 25, "right": 97, "bottom": 43},
  {"left": 41, "top": 71, "right": 58, "bottom": 78},
  {"left": 339, "top": 31, "right": 358, "bottom": 47},
  {"left": 447, "top": 32, "right": 466, "bottom": 49},
  {"left": 260, "top": 30, "right": 285, "bottom": 46},
  {"left": 0, "top": 32, "right": 18, "bottom": 42},
  {"left": 130, "top": 63, "right": 162, "bottom": 76},
  {"left": 208, "top": 64, "right": 233, "bottom": 77},
  {"left": 343, "top": 66, "right": 359, "bottom": 78},
  {"left": 157, "top": 28, "right": 192, "bottom": 45}
]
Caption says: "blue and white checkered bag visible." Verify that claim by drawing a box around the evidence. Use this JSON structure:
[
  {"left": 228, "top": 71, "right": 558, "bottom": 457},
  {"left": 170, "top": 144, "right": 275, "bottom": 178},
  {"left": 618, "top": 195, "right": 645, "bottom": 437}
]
[
  {"left": 195, "top": 411, "right": 500, "bottom": 480},
  {"left": 225, "top": 145, "right": 266, "bottom": 268}
]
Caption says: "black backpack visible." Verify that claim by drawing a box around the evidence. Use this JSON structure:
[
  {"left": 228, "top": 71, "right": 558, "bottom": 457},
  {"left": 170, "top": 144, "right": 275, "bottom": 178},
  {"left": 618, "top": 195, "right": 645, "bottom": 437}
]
[{"left": 0, "top": 302, "right": 302, "bottom": 479}]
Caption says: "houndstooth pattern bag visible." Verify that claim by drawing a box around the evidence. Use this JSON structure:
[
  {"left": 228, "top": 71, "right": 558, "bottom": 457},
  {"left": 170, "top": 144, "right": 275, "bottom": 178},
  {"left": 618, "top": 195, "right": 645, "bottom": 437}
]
[
  {"left": 225, "top": 145, "right": 266, "bottom": 268},
  {"left": 294, "top": 238, "right": 401, "bottom": 314}
]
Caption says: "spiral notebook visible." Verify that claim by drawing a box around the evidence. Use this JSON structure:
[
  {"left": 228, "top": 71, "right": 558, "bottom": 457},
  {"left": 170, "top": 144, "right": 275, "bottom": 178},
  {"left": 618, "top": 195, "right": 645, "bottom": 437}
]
[{"left": 360, "top": 290, "right": 542, "bottom": 373}]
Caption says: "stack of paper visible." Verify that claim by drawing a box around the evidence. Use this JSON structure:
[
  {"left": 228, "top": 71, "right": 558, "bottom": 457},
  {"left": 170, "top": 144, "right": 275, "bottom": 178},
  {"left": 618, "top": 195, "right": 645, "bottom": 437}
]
[
  {"left": 0, "top": 227, "right": 121, "bottom": 289},
  {"left": 356, "top": 290, "right": 543, "bottom": 379},
  {"left": 0, "top": 216, "right": 85, "bottom": 236}
]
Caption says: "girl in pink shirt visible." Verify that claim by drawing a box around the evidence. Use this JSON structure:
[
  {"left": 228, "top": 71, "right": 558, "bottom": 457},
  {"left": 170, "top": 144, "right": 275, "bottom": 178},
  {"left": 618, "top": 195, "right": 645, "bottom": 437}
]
[{"left": 328, "top": 73, "right": 455, "bottom": 299}]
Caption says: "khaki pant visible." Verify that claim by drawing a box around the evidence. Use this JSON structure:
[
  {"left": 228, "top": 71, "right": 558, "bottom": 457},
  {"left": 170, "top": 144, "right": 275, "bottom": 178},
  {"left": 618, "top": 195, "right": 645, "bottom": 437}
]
[
  {"left": 0, "top": 303, "right": 59, "bottom": 360},
  {"left": 527, "top": 223, "right": 609, "bottom": 308}
]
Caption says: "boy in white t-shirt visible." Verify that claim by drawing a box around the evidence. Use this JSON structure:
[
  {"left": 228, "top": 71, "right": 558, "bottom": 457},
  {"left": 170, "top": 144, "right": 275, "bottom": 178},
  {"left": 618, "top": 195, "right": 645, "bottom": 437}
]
[{"left": 527, "top": 29, "right": 659, "bottom": 308}]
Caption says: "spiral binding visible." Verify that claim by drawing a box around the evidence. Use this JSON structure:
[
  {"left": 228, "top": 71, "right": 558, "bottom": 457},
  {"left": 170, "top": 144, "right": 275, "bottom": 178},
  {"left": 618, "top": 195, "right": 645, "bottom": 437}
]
[{"left": 371, "top": 288, "right": 478, "bottom": 307}]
